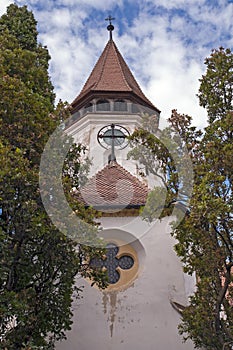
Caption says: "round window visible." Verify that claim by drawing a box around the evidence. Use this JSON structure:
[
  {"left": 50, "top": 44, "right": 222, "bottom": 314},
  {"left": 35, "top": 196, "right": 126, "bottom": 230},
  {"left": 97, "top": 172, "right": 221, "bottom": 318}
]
[
  {"left": 90, "top": 239, "right": 139, "bottom": 291},
  {"left": 97, "top": 124, "right": 129, "bottom": 150}
]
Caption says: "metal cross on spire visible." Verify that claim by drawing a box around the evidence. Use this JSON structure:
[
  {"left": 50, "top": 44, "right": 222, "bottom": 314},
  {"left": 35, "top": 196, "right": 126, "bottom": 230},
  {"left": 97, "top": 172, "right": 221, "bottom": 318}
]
[{"left": 105, "top": 15, "right": 115, "bottom": 40}]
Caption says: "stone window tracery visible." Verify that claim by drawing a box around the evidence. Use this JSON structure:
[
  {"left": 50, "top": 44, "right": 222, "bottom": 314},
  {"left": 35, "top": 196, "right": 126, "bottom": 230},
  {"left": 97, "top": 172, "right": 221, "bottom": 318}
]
[
  {"left": 89, "top": 239, "right": 140, "bottom": 291},
  {"left": 90, "top": 243, "right": 134, "bottom": 284}
]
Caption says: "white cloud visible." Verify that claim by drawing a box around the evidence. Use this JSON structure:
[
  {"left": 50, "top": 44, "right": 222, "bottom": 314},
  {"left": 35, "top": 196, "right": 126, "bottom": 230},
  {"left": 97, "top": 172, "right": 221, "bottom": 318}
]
[
  {"left": 140, "top": 0, "right": 206, "bottom": 10},
  {"left": 1, "top": 0, "right": 233, "bottom": 129},
  {"left": 0, "top": 0, "right": 13, "bottom": 16},
  {"left": 108, "top": 9, "right": 208, "bottom": 127}
]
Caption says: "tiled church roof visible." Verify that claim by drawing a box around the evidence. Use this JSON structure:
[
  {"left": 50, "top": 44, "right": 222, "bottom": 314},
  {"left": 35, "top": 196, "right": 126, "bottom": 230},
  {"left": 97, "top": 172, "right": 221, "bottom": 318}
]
[
  {"left": 78, "top": 161, "right": 148, "bottom": 209},
  {"left": 71, "top": 39, "right": 159, "bottom": 112}
]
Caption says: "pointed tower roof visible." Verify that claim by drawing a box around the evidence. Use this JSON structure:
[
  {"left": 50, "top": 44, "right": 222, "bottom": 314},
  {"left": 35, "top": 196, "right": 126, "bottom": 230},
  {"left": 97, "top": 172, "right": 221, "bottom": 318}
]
[{"left": 71, "top": 39, "right": 160, "bottom": 114}]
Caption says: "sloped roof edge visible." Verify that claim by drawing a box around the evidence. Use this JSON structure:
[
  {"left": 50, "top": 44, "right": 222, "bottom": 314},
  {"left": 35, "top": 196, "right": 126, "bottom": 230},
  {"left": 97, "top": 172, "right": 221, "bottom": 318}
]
[
  {"left": 77, "top": 161, "right": 149, "bottom": 208},
  {"left": 71, "top": 39, "right": 159, "bottom": 113}
]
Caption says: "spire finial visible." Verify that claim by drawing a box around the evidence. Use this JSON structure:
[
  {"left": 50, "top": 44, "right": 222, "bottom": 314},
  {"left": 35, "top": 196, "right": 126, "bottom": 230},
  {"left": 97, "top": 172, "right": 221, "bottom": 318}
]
[{"left": 105, "top": 15, "right": 115, "bottom": 40}]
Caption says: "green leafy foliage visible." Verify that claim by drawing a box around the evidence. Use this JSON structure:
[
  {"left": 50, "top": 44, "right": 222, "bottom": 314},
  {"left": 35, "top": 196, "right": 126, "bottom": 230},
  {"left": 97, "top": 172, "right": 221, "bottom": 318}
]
[
  {"left": 175, "top": 48, "right": 233, "bottom": 350},
  {"left": 0, "top": 5, "right": 107, "bottom": 349},
  {"left": 0, "top": 4, "right": 38, "bottom": 50},
  {"left": 128, "top": 110, "right": 201, "bottom": 219},
  {"left": 129, "top": 48, "right": 233, "bottom": 349},
  {"left": 198, "top": 47, "right": 233, "bottom": 122}
]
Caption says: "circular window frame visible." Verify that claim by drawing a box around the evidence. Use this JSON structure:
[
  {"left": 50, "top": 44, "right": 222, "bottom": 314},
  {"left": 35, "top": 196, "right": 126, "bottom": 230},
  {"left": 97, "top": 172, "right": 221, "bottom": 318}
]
[
  {"left": 97, "top": 124, "right": 130, "bottom": 150},
  {"left": 105, "top": 239, "right": 139, "bottom": 291},
  {"left": 88, "top": 238, "right": 140, "bottom": 292}
]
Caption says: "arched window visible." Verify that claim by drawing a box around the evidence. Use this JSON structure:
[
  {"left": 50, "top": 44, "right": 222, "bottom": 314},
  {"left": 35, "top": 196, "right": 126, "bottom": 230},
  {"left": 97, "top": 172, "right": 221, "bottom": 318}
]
[
  {"left": 132, "top": 103, "right": 141, "bottom": 113},
  {"left": 114, "top": 99, "right": 127, "bottom": 112},
  {"left": 84, "top": 102, "right": 93, "bottom": 113},
  {"left": 71, "top": 112, "right": 80, "bottom": 123},
  {"left": 96, "top": 99, "right": 110, "bottom": 111}
]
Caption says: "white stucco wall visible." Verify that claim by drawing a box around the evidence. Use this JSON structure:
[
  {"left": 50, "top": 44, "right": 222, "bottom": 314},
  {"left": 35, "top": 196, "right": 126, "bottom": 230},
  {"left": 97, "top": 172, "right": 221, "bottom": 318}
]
[
  {"left": 56, "top": 216, "right": 195, "bottom": 350},
  {"left": 66, "top": 113, "right": 142, "bottom": 176},
  {"left": 66, "top": 112, "right": 162, "bottom": 191}
]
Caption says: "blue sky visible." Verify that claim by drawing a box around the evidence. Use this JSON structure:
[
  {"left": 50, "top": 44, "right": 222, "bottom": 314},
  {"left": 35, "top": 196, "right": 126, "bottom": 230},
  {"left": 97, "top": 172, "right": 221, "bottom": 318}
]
[{"left": 1, "top": 0, "right": 233, "bottom": 128}]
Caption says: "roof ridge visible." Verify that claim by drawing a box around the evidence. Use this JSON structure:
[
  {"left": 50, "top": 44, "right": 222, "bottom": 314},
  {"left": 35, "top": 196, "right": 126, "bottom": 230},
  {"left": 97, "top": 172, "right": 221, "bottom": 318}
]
[
  {"left": 78, "top": 161, "right": 149, "bottom": 208},
  {"left": 77, "top": 41, "right": 109, "bottom": 96},
  {"left": 111, "top": 41, "right": 132, "bottom": 92},
  {"left": 93, "top": 40, "right": 111, "bottom": 90},
  {"left": 95, "top": 161, "right": 148, "bottom": 190},
  {"left": 113, "top": 42, "right": 146, "bottom": 95}
]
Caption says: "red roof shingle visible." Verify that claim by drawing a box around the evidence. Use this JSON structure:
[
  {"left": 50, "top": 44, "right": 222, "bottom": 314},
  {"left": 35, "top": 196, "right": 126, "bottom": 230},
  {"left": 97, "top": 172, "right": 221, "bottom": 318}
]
[
  {"left": 78, "top": 161, "right": 148, "bottom": 209},
  {"left": 71, "top": 39, "right": 159, "bottom": 112}
]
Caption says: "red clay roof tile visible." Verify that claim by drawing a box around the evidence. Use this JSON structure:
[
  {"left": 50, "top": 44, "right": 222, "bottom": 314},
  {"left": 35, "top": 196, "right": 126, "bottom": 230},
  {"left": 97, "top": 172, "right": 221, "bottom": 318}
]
[
  {"left": 78, "top": 161, "right": 148, "bottom": 208},
  {"left": 71, "top": 39, "right": 158, "bottom": 111}
]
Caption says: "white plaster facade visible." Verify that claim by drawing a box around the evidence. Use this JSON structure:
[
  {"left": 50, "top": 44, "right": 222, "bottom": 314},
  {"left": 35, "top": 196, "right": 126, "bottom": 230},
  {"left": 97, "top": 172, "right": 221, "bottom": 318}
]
[
  {"left": 56, "top": 215, "right": 195, "bottom": 350},
  {"left": 66, "top": 106, "right": 161, "bottom": 190},
  {"left": 67, "top": 111, "right": 142, "bottom": 177},
  {"left": 67, "top": 106, "right": 158, "bottom": 179}
]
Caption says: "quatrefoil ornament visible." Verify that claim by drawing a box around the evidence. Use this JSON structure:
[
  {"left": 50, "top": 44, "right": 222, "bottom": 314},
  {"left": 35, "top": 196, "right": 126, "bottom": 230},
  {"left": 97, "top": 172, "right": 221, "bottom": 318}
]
[{"left": 90, "top": 242, "right": 134, "bottom": 284}]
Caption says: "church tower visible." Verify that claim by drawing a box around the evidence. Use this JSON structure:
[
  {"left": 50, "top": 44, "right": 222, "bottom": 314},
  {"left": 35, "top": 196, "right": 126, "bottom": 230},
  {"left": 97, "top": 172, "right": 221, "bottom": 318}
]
[{"left": 56, "top": 19, "right": 195, "bottom": 350}]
